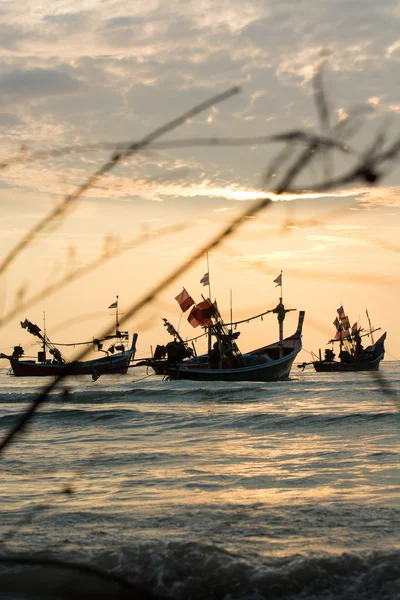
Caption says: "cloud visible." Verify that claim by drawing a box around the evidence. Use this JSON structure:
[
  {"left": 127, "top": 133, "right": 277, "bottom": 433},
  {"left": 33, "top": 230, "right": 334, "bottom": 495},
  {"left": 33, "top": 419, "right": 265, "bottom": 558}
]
[
  {"left": 357, "top": 187, "right": 400, "bottom": 208},
  {"left": 0, "top": 113, "right": 22, "bottom": 127},
  {"left": 0, "top": 0, "right": 398, "bottom": 215},
  {"left": 0, "top": 68, "right": 82, "bottom": 100}
]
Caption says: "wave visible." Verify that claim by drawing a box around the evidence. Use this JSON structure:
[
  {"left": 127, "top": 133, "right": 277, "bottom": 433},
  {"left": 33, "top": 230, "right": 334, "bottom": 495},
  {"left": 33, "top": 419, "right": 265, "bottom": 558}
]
[
  {"left": 0, "top": 545, "right": 398, "bottom": 599},
  {"left": 0, "top": 404, "right": 397, "bottom": 435},
  {"left": 0, "top": 372, "right": 398, "bottom": 407}
]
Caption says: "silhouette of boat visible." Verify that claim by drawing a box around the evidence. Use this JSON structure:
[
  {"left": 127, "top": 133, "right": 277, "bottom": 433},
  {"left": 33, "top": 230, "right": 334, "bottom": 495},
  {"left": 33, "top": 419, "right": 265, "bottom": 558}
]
[
  {"left": 139, "top": 274, "right": 305, "bottom": 382},
  {"left": 299, "top": 307, "right": 386, "bottom": 373},
  {"left": 1, "top": 298, "right": 138, "bottom": 377}
]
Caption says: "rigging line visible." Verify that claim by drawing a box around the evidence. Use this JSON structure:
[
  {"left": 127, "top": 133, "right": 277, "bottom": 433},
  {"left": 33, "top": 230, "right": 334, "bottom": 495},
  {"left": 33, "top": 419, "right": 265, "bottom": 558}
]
[
  {"left": 386, "top": 351, "right": 400, "bottom": 363},
  {"left": 49, "top": 335, "right": 124, "bottom": 346},
  {"left": 301, "top": 348, "right": 315, "bottom": 356},
  {"left": 131, "top": 373, "right": 155, "bottom": 383},
  {"left": 49, "top": 340, "right": 93, "bottom": 347},
  {"left": 230, "top": 308, "right": 273, "bottom": 326},
  {"left": 185, "top": 331, "right": 207, "bottom": 343}
]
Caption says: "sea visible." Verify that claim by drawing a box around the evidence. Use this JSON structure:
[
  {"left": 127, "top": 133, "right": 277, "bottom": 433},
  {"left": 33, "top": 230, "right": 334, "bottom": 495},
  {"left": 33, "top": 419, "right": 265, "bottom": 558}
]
[{"left": 0, "top": 362, "right": 399, "bottom": 599}]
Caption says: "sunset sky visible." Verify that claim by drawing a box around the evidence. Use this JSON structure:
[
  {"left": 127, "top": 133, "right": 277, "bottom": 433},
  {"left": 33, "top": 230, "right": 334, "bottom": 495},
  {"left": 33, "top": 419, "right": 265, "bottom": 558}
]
[{"left": 0, "top": 0, "right": 399, "bottom": 363}]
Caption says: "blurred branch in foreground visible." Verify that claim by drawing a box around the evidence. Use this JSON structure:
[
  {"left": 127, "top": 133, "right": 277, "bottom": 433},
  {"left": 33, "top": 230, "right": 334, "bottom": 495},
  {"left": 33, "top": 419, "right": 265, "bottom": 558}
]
[
  {"left": 1, "top": 62, "right": 399, "bottom": 458},
  {"left": 0, "top": 86, "right": 240, "bottom": 278}
]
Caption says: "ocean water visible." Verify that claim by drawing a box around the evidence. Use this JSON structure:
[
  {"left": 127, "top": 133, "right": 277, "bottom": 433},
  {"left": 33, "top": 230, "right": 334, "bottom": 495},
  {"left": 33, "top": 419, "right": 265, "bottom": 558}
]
[{"left": 0, "top": 362, "right": 398, "bottom": 599}]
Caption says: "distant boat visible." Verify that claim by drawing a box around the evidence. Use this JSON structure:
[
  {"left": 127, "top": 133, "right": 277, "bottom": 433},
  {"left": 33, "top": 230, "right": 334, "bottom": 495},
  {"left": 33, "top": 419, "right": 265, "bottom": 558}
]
[
  {"left": 0, "top": 298, "right": 138, "bottom": 377},
  {"left": 138, "top": 273, "right": 305, "bottom": 383},
  {"left": 299, "top": 306, "right": 386, "bottom": 373}
]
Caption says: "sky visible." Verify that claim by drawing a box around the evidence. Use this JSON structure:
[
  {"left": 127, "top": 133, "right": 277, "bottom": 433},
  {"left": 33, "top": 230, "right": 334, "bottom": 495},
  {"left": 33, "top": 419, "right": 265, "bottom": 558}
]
[{"left": 0, "top": 0, "right": 399, "bottom": 364}]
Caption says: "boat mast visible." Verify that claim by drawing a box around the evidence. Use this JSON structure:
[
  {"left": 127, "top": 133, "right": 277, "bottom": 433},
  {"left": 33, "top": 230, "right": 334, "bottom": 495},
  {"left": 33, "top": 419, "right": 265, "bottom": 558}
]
[
  {"left": 229, "top": 289, "right": 233, "bottom": 333},
  {"left": 366, "top": 309, "right": 374, "bottom": 343},
  {"left": 42, "top": 311, "right": 47, "bottom": 361},
  {"left": 116, "top": 295, "right": 119, "bottom": 330},
  {"left": 277, "top": 271, "right": 284, "bottom": 357},
  {"left": 270, "top": 271, "right": 296, "bottom": 359}
]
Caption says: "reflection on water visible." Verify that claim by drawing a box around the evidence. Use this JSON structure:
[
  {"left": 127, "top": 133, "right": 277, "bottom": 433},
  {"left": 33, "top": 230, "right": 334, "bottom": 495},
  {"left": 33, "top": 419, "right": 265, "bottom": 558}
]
[{"left": 0, "top": 363, "right": 398, "bottom": 598}]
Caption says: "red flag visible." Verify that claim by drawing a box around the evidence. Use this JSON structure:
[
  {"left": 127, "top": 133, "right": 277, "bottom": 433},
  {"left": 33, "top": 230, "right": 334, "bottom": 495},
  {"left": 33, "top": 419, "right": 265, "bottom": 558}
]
[
  {"left": 335, "top": 328, "right": 350, "bottom": 341},
  {"left": 175, "top": 288, "right": 195, "bottom": 313},
  {"left": 187, "top": 298, "right": 215, "bottom": 328},
  {"left": 337, "top": 306, "right": 345, "bottom": 319},
  {"left": 341, "top": 316, "right": 350, "bottom": 330},
  {"left": 187, "top": 307, "right": 200, "bottom": 328}
]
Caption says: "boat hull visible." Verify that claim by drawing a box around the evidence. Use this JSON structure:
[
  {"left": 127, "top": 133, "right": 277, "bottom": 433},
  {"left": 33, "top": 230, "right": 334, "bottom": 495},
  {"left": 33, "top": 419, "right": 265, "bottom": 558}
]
[
  {"left": 165, "top": 312, "right": 305, "bottom": 383},
  {"left": 167, "top": 351, "right": 298, "bottom": 382},
  {"left": 312, "top": 354, "right": 383, "bottom": 372},
  {"left": 312, "top": 332, "right": 386, "bottom": 373},
  {"left": 5, "top": 334, "right": 138, "bottom": 377}
]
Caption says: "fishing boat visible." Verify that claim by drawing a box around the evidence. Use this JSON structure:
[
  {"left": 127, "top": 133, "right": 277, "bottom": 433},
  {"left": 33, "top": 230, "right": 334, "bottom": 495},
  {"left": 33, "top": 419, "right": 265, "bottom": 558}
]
[
  {"left": 299, "top": 306, "right": 386, "bottom": 373},
  {"left": 0, "top": 298, "right": 138, "bottom": 377},
  {"left": 140, "top": 272, "right": 305, "bottom": 382}
]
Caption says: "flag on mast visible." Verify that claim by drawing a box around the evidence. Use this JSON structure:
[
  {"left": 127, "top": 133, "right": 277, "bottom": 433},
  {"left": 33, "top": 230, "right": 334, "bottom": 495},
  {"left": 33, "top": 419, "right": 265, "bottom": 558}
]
[
  {"left": 175, "top": 288, "right": 195, "bottom": 312},
  {"left": 187, "top": 298, "right": 215, "bottom": 328},
  {"left": 337, "top": 306, "right": 345, "bottom": 319},
  {"left": 200, "top": 272, "right": 209, "bottom": 286},
  {"left": 108, "top": 300, "right": 118, "bottom": 309},
  {"left": 273, "top": 273, "right": 282, "bottom": 287}
]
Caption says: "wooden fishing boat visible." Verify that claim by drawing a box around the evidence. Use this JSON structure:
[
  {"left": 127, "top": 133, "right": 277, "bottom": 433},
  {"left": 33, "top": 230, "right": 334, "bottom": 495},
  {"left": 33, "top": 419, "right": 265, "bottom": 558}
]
[
  {"left": 1, "top": 335, "right": 138, "bottom": 377},
  {"left": 299, "top": 307, "right": 386, "bottom": 373},
  {"left": 166, "top": 312, "right": 304, "bottom": 382},
  {"left": 0, "top": 298, "right": 138, "bottom": 378},
  {"left": 140, "top": 272, "right": 305, "bottom": 383}
]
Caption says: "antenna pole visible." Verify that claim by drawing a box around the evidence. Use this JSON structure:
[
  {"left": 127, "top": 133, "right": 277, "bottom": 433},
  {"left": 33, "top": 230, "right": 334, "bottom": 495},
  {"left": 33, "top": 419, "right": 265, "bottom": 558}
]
[{"left": 116, "top": 295, "right": 119, "bottom": 330}]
